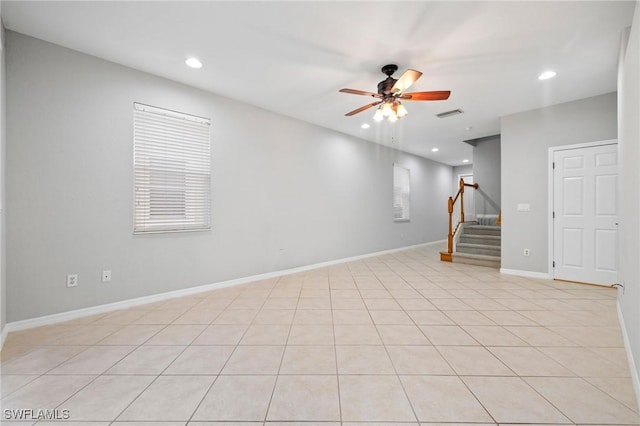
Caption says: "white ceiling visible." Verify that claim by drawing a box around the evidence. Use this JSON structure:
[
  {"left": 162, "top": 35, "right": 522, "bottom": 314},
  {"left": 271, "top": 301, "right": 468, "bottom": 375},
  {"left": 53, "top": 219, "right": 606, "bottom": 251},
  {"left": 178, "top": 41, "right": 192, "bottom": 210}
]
[{"left": 2, "top": 1, "right": 635, "bottom": 165}]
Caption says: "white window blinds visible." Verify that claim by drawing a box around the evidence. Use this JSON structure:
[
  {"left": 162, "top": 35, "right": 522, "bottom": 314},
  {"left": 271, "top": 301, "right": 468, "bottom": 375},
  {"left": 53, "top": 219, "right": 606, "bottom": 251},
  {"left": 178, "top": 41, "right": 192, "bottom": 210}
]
[
  {"left": 133, "top": 103, "right": 211, "bottom": 233},
  {"left": 393, "top": 164, "right": 411, "bottom": 222}
]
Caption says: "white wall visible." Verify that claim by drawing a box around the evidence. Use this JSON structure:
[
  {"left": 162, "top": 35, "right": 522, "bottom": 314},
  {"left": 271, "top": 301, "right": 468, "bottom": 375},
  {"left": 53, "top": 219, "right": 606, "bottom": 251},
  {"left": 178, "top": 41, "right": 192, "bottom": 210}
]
[
  {"left": 473, "top": 136, "right": 501, "bottom": 215},
  {"left": 0, "top": 15, "right": 6, "bottom": 342},
  {"left": 618, "top": 1, "right": 640, "bottom": 397},
  {"left": 501, "top": 93, "right": 617, "bottom": 273},
  {"left": 5, "top": 32, "right": 453, "bottom": 322}
]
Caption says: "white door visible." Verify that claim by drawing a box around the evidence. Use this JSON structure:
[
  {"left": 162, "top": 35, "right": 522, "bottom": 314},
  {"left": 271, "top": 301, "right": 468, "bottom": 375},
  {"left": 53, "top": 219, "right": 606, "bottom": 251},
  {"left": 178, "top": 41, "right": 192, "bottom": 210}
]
[
  {"left": 553, "top": 143, "right": 618, "bottom": 285},
  {"left": 459, "top": 174, "right": 476, "bottom": 222}
]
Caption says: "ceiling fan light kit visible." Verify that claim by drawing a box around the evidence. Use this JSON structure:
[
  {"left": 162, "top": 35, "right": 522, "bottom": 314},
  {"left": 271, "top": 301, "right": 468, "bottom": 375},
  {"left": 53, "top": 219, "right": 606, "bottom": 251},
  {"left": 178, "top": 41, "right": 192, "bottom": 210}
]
[
  {"left": 395, "top": 102, "right": 408, "bottom": 118},
  {"left": 339, "top": 64, "right": 451, "bottom": 123}
]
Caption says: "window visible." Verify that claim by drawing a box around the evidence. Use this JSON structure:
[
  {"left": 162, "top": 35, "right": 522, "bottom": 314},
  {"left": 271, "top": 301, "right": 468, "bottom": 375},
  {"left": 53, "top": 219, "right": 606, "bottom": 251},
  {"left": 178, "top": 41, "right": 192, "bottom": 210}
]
[
  {"left": 393, "top": 164, "right": 410, "bottom": 221},
  {"left": 133, "top": 103, "right": 211, "bottom": 233}
]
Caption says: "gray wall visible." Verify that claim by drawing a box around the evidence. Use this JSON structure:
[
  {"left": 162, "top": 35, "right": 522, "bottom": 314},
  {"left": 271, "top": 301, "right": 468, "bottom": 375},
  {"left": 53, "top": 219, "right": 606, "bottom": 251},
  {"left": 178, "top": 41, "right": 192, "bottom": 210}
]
[
  {"left": 6, "top": 32, "right": 453, "bottom": 322},
  {"left": 618, "top": 1, "right": 640, "bottom": 395},
  {"left": 501, "top": 93, "right": 617, "bottom": 273},
  {"left": 473, "top": 136, "right": 501, "bottom": 215}
]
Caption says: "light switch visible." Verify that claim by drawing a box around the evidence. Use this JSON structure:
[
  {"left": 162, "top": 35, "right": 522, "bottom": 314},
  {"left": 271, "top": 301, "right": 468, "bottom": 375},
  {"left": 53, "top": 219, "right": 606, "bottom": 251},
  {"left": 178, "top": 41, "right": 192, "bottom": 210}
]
[{"left": 517, "top": 203, "right": 531, "bottom": 212}]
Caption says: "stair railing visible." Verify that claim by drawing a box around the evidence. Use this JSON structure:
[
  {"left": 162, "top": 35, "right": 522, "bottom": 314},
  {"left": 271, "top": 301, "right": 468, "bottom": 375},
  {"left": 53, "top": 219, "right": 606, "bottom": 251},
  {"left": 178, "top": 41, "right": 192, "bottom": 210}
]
[{"left": 441, "top": 178, "right": 479, "bottom": 261}]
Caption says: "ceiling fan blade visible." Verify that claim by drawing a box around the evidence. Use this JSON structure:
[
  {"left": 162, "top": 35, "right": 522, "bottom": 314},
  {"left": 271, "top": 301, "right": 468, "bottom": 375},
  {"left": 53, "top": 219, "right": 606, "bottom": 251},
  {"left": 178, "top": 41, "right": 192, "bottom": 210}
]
[
  {"left": 400, "top": 91, "right": 451, "bottom": 101},
  {"left": 345, "top": 101, "right": 382, "bottom": 116},
  {"left": 391, "top": 69, "right": 423, "bottom": 93},
  {"left": 339, "top": 88, "right": 383, "bottom": 98}
]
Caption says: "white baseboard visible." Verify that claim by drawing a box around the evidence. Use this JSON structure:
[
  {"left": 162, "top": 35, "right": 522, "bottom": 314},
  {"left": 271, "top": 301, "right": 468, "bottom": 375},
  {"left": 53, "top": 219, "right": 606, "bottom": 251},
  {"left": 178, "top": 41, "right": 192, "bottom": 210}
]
[
  {"left": 500, "top": 268, "right": 550, "bottom": 280},
  {"left": 617, "top": 299, "right": 640, "bottom": 413},
  {"left": 4, "top": 240, "right": 445, "bottom": 334}
]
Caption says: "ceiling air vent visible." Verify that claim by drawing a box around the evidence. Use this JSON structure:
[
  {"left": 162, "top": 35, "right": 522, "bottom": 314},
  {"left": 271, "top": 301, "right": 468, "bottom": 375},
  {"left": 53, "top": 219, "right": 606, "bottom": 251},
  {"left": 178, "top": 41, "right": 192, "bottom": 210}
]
[{"left": 436, "top": 109, "right": 464, "bottom": 118}]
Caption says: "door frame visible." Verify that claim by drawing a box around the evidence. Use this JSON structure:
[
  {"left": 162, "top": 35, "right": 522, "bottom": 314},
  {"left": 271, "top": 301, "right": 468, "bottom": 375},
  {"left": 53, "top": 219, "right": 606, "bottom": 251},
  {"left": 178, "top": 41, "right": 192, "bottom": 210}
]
[{"left": 547, "top": 139, "right": 618, "bottom": 280}]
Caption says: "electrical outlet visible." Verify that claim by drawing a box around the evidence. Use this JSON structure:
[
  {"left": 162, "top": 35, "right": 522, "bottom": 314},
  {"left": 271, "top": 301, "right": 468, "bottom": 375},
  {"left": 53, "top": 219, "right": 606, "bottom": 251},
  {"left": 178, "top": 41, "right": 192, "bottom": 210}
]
[
  {"left": 67, "top": 274, "right": 78, "bottom": 288},
  {"left": 102, "top": 270, "right": 112, "bottom": 283},
  {"left": 523, "top": 248, "right": 530, "bottom": 257}
]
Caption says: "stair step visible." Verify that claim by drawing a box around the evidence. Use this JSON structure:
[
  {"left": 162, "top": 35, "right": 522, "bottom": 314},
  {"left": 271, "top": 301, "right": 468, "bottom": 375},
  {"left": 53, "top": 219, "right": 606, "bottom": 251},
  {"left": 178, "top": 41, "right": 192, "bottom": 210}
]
[
  {"left": 457, "top": 242, "right": 501, "bottom": 257},
  {"left": 459, "top": 234, "right": 501, "bottom": 246},
  {"left": 452, "top": 252, "right": 501, "bottom": 268},
  {"left": 477, "top": 214, "right": 499, "bottom": 226},
  {"left": 463, "top": 225, "right": 501, "bottom": 236}
]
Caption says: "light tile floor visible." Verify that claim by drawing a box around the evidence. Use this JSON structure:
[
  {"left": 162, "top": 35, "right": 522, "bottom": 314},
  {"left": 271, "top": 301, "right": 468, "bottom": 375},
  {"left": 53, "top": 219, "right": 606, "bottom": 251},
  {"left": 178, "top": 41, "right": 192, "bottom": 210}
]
[{"left": 1, "top": 243, "right": 639, "bottom": 425}]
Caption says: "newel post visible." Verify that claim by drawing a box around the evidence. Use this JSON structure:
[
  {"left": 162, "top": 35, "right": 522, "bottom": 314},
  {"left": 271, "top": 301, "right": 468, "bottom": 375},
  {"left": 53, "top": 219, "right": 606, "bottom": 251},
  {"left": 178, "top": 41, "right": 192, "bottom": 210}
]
[
  {"left": 459, "top": 178, "right": 465, "bottom": 223},
  {"left": 447, "top": 196, "right": 454, "bottom": 254}
]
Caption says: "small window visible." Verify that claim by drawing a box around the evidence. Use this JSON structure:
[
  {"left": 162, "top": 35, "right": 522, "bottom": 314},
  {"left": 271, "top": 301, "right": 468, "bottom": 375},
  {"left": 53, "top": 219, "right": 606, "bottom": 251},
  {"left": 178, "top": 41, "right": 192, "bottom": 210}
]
[
  {"left": 393, "top": 164, "right": 410, "bottom": 222},
  {"left": 133, "top": 103, "right": 211, "bottom": 233}
]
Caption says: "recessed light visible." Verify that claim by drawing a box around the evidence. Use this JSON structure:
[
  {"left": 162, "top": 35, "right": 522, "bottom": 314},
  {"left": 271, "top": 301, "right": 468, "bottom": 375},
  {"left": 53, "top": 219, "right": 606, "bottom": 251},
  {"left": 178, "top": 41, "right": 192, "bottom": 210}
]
[
  {"left": 538, "top": 70, "right": 556, "bottom": 80},
  {"left": 431, "top": 148, "right": 439, "bottom": 152},
  {"left": 361, "top": 123, "right": 370, "bottom": 129},
  {"left": 185, "top": 57, "right": 203, "bottom": 69},
  {"left": 462, "top": 159, "right": 470, "bottom": 163}
]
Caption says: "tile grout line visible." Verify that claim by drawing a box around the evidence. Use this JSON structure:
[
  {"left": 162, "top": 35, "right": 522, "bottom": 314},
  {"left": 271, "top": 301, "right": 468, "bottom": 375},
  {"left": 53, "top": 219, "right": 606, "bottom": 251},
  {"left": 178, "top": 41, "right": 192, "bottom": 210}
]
[
  {"left": 261, "top": 274, "right": 298, "bottom": 424},
  {"left": 360, "top": 274, "right": 420, "bottom": 424},
  {"left": 186, "top": 281, "right": 272, "bottom": 424},
  {"left": 329, "top": 271, "right": 344, "bottom": 425},
  {"left": 1, "top": 244, "right": 633, "bottom": 425},
  {"left": 387, "top": 250, "right": 557, "bottom": 425},
  {"left": 109, "top": 290, "right": 244, "bottom": 423},
  {"left": 391, "top": 252, "right": 502, "bottom": 424}
]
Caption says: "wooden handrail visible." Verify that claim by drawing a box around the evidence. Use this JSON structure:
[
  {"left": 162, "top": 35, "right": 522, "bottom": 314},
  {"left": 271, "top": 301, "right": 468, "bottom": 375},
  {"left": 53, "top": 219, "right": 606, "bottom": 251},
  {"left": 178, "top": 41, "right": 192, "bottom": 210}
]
[{"left": 442, "top": 179, "right": 479, "bottom": 260}]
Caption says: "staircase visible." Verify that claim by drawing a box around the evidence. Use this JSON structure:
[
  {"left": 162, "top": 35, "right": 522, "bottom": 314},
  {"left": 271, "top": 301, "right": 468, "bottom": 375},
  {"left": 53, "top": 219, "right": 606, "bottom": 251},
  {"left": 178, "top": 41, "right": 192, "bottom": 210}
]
[
  {"left": 440, "top": 178, "right": 501, "bottom": 268},
  {"left": 452, "top": 224, "right": 501, "bottom": 268}
]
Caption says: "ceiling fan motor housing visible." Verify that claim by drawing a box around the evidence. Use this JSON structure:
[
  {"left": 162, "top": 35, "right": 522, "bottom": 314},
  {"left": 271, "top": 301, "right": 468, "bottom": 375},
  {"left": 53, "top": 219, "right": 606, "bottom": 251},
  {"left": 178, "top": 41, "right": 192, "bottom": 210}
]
[
  {"left": 378, "top": 64, "right": 399, "bottom": 96},
  {"left": 377, "top": 77, "right": 397, "bottom": 96}
]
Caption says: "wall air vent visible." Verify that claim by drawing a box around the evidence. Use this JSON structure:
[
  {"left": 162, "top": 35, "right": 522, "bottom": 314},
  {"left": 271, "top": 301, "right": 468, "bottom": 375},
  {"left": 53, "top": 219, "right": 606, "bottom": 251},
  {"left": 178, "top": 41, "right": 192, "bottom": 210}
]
[{"left": 436, "top": 109, "right": 464, "bottom": 118}]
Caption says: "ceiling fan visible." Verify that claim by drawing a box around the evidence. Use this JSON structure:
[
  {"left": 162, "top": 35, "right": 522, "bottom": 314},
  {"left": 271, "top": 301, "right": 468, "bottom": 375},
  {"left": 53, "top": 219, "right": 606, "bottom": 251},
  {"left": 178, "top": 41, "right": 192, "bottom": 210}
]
[{"left": 339, "top": 64, "right": 451, "bottom": 122}]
